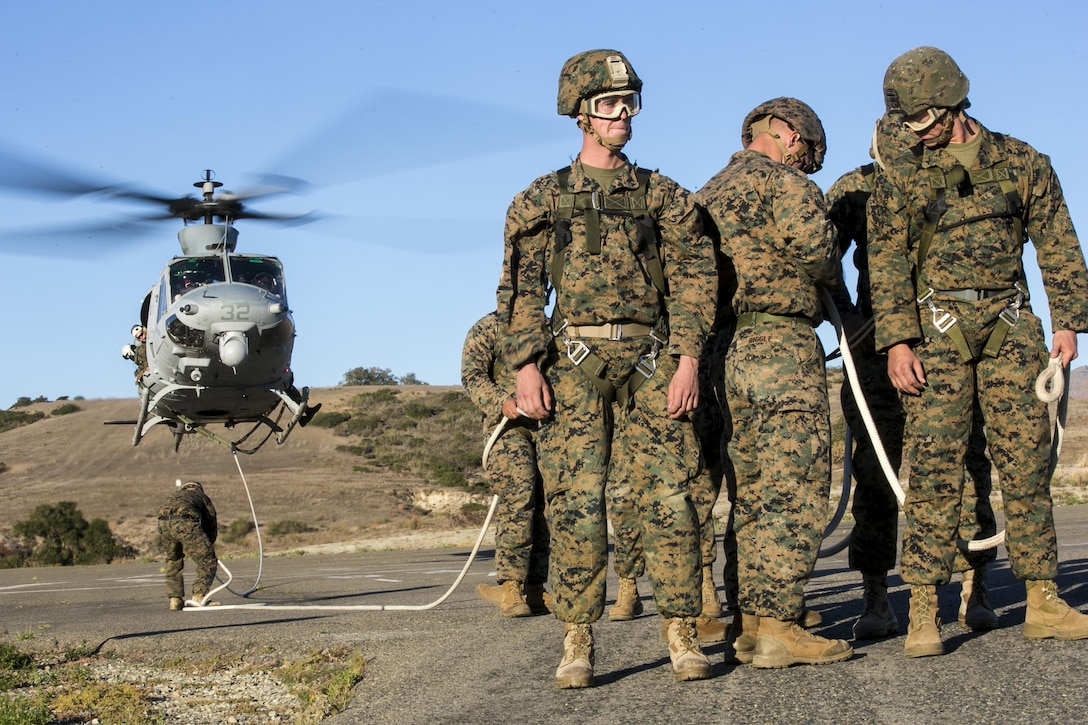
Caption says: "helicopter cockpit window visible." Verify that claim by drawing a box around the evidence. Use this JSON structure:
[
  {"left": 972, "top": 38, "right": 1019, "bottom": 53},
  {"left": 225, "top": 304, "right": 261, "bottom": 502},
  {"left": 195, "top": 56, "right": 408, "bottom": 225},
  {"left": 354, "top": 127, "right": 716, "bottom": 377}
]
[
  {"left": 170, "top": 258, "right": 224, "bottom": 300},
  {"left": 230, "top": 257, "right": 286, "bottom": 300}
]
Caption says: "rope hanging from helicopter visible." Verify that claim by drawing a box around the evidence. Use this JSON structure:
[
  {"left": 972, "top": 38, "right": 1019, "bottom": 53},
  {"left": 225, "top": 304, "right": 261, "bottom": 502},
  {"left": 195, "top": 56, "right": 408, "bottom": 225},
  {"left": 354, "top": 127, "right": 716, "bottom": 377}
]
[
  {"left": 184, "top": 419, "right": 508, "bottom": 612},
  {"left": 817, "top": 288, "right": 1070, "bottom": 558}
]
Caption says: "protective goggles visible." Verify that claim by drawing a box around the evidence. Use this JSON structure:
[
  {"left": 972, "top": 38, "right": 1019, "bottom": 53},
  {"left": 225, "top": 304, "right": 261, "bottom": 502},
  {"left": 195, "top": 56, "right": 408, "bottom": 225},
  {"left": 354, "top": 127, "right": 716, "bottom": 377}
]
[
  {"left": 902, "top": 107, "right": 947, "bottom": 133},
  {"left": 584, "top": 90, "right": 641, "bottom": 119}
]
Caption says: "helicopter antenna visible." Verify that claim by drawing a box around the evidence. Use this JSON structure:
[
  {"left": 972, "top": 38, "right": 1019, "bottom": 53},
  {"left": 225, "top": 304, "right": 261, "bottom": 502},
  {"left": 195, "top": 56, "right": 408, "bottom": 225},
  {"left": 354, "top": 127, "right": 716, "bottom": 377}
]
[{"left": 196, "top": 170, "right": 223, "bottom": 225}]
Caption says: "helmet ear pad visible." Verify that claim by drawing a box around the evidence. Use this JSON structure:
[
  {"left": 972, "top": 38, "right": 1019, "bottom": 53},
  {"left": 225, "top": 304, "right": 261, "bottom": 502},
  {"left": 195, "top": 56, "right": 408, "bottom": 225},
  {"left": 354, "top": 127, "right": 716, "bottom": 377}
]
[{"left": 741, "top": 97, "right": 826, "bottom": 172}]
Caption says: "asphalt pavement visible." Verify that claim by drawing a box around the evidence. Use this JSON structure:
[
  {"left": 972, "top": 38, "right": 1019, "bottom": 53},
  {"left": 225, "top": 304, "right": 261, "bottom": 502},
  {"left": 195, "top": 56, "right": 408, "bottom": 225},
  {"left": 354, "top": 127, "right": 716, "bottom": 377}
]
[{"left": 2, "top": 506, "right": 1088, "bottom": 724}]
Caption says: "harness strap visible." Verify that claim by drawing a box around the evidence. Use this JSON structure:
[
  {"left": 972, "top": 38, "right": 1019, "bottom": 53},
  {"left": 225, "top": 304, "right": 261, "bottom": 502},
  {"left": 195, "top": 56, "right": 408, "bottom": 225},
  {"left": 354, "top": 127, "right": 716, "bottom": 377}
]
[
  {"left": 910, "top": 149, "right": 1025, "bottom": 362},
  {"left": 551, "top": 313, "right": 666, "bottom": 409},
  {"left": 552, "top": 166, "right": 664, "bottom": 294},
  {"left": 565, "top": 322, "right": 653, "bottom": 339}
]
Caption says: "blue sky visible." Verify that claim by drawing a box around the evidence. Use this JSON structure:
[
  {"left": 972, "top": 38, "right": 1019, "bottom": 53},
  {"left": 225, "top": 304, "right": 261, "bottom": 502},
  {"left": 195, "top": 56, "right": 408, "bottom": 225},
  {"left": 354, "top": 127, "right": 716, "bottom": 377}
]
[{"left": 1, "top": 1, "right": 1086, "bottom": 407}]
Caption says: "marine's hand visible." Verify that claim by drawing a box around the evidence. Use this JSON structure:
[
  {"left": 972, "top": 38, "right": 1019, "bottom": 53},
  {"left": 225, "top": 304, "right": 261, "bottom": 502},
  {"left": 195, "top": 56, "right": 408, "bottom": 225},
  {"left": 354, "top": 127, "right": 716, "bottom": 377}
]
[
  {"left": 666, "top": 355, "right": 699, "bottom": 420},
  {"left": 887, "top": 343, "right": 926, "bottom": 395},
  {"left": 1051, "top": 329, "right": 1078, "bottom": 367},
  {"left": 515, "top": 364, "right": 553, "bottom": 420},
  {"left": 501, "top": 398, "right": 520, "bottom": 420}
]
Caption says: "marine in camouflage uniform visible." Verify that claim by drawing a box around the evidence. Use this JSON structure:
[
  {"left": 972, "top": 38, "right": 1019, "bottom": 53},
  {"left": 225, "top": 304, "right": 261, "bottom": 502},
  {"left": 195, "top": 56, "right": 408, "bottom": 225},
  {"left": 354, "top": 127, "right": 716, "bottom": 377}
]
[
  {"left": 157, "top": 481, "right": 218, "bottom": 610},
  {"left": 497, "top": 49, "right": 715, "bottom": 687},
  {"left": 461, "top": 311, "right": 550, "bottom": 618},
  {"left": 826, "top": 115, "right": 998, "bottom": 640},
  {"left": 696, "top": 97, "right": 853, "bottom": 668},
  {"left": 869, "top": 46, "right": 1088, "bottom": 657}
]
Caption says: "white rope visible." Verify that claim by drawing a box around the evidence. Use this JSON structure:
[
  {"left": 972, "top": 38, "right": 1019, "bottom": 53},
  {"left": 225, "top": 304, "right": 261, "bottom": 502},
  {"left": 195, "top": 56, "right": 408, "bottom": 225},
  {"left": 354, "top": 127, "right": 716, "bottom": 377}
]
[
  {"left": 185, "top": 494, "right": 499, "bottom": 612},
  {"left": 185, "top": 418, "right": 511, "bottom": 613},
  {"left": 184, "top": 559, "right": 233, "bottom": 608}
]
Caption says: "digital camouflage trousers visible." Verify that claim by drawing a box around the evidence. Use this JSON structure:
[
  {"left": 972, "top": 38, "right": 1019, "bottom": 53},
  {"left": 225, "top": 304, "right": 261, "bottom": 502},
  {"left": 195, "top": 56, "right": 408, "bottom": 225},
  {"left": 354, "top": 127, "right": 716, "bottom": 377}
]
[
  {"left": 900, "top": 304, "right": 1057, "bottom": 584},
  {"left": 841, "top": 341, "right": 997, "bottom": 575},
  {"left": 159, "top": 517, "right": 217, "bottom": 600},
  {"left": 537, "top": 338, "right": 703, "bottom": 623},
  {"left": 484, "top": 427, "right": 550, "bottom": 585},
  {"left": 726, "top": 320, "right": 829, "bottom": 621}
]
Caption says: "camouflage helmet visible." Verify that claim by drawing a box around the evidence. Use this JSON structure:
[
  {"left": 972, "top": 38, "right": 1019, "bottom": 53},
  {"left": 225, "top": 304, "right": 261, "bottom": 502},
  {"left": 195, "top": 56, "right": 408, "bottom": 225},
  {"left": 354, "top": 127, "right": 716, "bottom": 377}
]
[
  {"left": 557, "top": 49, "right": 642, "bottom": 117},
  {"left": 883, "top": 46, "right": 969, "bottom": 117},
  {"left": 741, "top": 97, "right": 827, "bottom": 173}
]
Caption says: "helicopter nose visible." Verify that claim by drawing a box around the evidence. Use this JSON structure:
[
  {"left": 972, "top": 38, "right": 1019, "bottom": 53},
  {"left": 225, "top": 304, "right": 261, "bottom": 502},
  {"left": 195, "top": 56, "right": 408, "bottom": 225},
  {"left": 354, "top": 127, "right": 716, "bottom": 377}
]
[{"left": 219, "top": 330, "right": 249, "bottom": 367}]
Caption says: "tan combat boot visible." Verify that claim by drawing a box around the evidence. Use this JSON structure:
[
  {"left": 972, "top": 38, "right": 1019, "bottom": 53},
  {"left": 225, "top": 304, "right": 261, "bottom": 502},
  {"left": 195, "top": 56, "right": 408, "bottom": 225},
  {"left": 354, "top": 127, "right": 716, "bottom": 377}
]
[
  {"left": 1023, "top": 579, "right": 1088, "bottom": 640},
  {"left": 751, "top": 617, "right": 853, "bottom": 668},
  {"left": 959, "top": 566, "right": 998, "bottom": 630},
  {"left": 796, "top": 594, "right": 822, "bottom": 628},
  {"left": 663, "top": 613, "right": 726, "bottom": 644},
  {"left": 853, "top": 573, "right": 899, "bottom": 639},
  {"left": 190, "top": 589, "right": 219, "bottom": 607},
  {"left": 555, "top": 623, "right": 594, "bottom": 689},
  {"left": 701, "top": 565, "right": 722, "bottom": 618},
  {"left": 476, "top": 580, "right": 532, "bottom": 617},
  {"left": 725, "top": 612, "right": 759, "bottom": 664},
  {"left": 525, "top": 582, "right": 551, "bottom": 615},
  {"left": 665, "top": 618, "right": 712, "bottom": 681},
  {"left": 608, "top": 577, "right": 643, "bottom": 621},
  {"left": 168, "top": 597, "right": 184, "bottom": 611},
  {"left": 904, "top": 584, "right": 944, "bottom": 657}
]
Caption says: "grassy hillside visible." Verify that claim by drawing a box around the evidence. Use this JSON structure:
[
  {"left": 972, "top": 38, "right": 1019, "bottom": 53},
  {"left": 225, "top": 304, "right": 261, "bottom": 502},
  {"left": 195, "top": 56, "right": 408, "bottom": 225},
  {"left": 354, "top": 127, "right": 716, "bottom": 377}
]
[{"left": 2, "top": 367, "right": 1087, "bottom": 561}]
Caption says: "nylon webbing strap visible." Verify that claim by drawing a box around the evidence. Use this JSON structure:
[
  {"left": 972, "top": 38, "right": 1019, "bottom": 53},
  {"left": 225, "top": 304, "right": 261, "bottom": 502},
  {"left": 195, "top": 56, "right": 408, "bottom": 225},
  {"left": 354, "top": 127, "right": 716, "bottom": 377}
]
[
  {"left": 552, "top": 167, "right": 663, "bottom": 295},
  {"left": 735, "top": 311, "right": 816, "bottom": 329},
  {"left": 913, "top": 157, "right": 1025, "bottom": 362}
]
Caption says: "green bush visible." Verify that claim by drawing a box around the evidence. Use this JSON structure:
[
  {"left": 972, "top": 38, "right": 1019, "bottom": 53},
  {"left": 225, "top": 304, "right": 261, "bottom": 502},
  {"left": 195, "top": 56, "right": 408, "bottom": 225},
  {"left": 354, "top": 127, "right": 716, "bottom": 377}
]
[
  {"left": 12, "top": 502, "right": 134, "bottom": 566},
  {"left": 50, "top": 403, "right": 81, "bottom": 416},
  {"left": 403, "top": 402, "right": 435, "bottom": 420},
  {"left": 309, "top": 411, "right": 351, "bottom": 428},
  {"left": 266, "top": 520, "right": 313, "bottom": 536},
  {"left": 223, "top": 519, "right": 255, "bottom": 543},
  {"left": 0, "top": 409, "right": 45, "bottom": 434}
]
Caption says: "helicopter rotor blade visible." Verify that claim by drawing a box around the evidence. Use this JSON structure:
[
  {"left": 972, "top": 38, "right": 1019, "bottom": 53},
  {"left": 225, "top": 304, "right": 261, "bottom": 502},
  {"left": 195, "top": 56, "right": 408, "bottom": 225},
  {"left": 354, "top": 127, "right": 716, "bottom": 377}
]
[
  {"left": 260, "top": 87, "right": 566, "bottom": 187},
  {"left": 0, "top": 216, "right": 169, "bottom": 258}
]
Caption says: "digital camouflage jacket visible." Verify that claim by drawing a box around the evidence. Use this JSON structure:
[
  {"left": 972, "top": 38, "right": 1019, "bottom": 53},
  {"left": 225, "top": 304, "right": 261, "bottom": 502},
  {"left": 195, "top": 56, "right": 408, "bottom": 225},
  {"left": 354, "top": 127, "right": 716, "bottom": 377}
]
[
  {"left": 496, "top": 157, "right": 717, "bottom": 370},
  {"left": 696, "top": 149, "right": 841, "bottom": 321},
  {"left": 461, "top": 311, "right": 517, "bottom": 432},
  {"left": 867, "top": 122, "right": 1088, "bottom": 352}
]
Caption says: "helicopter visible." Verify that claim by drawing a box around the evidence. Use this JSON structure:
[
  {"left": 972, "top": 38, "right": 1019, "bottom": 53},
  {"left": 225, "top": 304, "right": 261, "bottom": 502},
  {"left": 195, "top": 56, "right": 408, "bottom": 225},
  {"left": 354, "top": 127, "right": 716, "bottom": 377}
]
[{"left": 105, "top": 170, "right": 322, "bottom": 453}]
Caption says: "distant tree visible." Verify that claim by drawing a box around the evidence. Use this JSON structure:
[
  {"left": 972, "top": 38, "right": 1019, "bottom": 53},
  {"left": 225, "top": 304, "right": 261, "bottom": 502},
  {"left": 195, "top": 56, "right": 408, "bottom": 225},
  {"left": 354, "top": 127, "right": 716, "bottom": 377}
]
[
  {"left": 11, "top": 397, "right": 32, "bottom": 409},
  {"left": 399, "top": 372, "right": 429, "bottom": 386},
  {"left": 341, "top": 366, "right": 399, "bottom": 386},
  {"left": 13, "top": 501, "right": 133, "bottom": 566}
]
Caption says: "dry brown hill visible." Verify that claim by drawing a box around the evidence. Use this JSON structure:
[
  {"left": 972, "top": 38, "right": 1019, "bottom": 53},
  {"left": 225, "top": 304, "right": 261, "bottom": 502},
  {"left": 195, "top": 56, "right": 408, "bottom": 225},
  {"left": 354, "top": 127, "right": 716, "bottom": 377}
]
[
  {"left": 0, "top": 386, "right": 489, "bottom": 558},
  {"left": 3, "top": 367, "right": 1088, "bottom": 559}
]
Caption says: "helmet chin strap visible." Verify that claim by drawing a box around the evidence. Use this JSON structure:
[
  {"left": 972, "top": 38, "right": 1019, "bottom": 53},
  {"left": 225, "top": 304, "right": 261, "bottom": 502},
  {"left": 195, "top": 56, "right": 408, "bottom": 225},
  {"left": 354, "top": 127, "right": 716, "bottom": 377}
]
[{"left": 578, "top": 111, "right": 631, "bottom": 152}]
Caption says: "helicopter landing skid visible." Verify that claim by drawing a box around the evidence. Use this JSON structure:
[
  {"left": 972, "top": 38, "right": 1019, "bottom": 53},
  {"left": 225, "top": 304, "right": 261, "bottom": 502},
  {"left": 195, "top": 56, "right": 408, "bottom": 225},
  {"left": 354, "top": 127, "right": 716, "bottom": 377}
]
[
  {"left": 271, "top": 385, "right": 311, "bottom": 444},
  {"left": 131, "top": 382, "right": 308, "bottom": 453}
]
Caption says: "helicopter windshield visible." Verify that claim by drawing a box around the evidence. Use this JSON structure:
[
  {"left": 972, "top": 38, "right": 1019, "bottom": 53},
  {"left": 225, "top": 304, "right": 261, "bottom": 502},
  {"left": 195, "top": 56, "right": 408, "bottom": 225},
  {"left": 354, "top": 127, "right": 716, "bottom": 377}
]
[
  {"left": 169, "top": 258, "right": 225, "bottom": 300},
  {"left": 230, "top": 257, "right": 286, "bottom": 299}
]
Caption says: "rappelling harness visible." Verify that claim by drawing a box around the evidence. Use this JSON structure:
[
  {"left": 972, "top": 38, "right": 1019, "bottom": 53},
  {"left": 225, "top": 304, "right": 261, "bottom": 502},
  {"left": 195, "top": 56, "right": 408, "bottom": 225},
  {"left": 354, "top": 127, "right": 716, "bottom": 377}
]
[
  {"left": 548, "top": 165, "right": 669, "bottom": 408},
  {"left": 910, "top": 145, "right": 1026, "bottom": 362}
]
